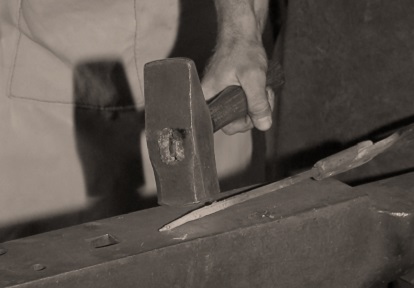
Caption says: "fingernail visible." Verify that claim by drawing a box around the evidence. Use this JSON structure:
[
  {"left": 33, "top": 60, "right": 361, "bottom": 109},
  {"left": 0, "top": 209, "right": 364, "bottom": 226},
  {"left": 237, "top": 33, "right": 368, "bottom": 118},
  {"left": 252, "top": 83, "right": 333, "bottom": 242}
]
[{"left": 255, "top": 116, "right": 272, "bottom": 131}]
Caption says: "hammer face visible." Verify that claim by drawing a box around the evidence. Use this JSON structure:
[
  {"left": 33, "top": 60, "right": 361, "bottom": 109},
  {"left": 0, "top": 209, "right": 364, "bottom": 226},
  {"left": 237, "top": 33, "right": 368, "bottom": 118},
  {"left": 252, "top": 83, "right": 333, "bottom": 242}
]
[{"left": 145, "top": 58, "right": 220, "bottom": 206}]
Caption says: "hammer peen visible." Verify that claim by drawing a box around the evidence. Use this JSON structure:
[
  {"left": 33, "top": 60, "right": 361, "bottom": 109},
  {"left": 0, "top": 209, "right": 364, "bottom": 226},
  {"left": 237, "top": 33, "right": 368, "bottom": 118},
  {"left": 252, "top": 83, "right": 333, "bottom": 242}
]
[{"left": 144, "top": 58, "right": 283, "bottom": 206}]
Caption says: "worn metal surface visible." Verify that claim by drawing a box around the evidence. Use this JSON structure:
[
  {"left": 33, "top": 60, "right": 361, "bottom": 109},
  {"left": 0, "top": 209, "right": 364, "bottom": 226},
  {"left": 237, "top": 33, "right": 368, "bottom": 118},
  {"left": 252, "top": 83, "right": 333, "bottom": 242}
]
[
  {"left": 1, "top": 172, "right": 414, "bottom": 287},
  {"left": 144, "top": 58, "right": 219, "bottom": 206}
]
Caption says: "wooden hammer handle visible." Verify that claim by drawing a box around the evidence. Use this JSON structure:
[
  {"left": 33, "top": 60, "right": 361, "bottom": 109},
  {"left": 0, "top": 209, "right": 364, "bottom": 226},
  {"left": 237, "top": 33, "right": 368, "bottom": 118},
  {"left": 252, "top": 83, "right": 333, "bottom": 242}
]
[{"left": 208, "top": 60, "right": 284, "bottom": 132}]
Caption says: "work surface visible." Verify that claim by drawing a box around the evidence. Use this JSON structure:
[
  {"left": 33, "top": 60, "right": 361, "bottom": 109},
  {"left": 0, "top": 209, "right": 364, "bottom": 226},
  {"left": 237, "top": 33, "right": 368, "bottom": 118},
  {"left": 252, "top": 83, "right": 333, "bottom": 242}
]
[{"left": 1, "top": 173, "right": 414, "bottom": 288}]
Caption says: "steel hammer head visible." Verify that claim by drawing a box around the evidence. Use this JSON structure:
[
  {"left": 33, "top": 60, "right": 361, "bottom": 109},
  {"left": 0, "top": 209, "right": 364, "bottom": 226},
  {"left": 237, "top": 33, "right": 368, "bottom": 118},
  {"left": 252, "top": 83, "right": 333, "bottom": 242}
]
[{"left": 144, "top": 58, "right": 220, "bottom": 206}]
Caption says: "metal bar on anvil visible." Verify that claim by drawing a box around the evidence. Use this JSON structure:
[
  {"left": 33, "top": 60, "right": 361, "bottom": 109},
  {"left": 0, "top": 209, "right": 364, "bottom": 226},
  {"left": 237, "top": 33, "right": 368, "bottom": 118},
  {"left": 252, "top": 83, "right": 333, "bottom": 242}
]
[{"left": 1, "top": 173, "right": 414, "bottom": 288}]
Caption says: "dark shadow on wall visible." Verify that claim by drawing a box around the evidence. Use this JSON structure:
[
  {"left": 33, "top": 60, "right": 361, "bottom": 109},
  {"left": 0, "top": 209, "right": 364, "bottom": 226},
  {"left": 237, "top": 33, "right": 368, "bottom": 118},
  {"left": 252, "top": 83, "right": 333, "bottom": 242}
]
[
  {"left": 0, "top": 61, "right": 153, "bottom": 242},
  {"left": 73, "top": 61, "right": 156, "bottom": 222},
  {"left": 168, "top": 0, "right": 217, "bottom": 75}
]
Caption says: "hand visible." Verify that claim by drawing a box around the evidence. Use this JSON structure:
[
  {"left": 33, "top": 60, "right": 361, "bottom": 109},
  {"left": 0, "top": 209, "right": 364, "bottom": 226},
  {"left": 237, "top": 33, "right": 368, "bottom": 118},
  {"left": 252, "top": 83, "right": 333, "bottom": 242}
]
[
  {"left": 202, "top": 39, "right": 274, "bottom": 135},
  {"left": 202, "top": 0, "right": 273, "bottom": 135}
]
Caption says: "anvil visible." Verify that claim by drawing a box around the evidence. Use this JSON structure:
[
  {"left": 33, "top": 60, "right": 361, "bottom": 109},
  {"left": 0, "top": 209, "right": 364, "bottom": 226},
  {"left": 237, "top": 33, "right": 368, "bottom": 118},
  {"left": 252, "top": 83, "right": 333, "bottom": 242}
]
[{"left": 0, "top": 172, "right": 414, "bottom": 287}]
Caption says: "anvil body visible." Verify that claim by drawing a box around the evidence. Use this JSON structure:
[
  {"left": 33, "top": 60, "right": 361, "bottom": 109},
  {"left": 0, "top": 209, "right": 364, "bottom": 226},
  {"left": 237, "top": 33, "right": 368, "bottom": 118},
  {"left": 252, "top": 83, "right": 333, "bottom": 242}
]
[{"left": 1, "top": 173, "right": 414, "bottom": 287}]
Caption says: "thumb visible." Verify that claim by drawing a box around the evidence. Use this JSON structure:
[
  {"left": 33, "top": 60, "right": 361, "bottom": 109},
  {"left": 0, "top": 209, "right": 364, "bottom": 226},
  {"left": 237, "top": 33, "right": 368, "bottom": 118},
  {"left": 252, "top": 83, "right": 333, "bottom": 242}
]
[{"left": 239, "top": 69, "right": 272, "bottom": 131}]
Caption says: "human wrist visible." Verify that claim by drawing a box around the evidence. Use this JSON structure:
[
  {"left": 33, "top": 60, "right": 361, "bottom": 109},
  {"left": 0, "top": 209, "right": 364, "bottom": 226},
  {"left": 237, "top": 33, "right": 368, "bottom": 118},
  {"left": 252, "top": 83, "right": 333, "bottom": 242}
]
[{"left": 214, "top": 0, "right": 267, "bottom": 45}]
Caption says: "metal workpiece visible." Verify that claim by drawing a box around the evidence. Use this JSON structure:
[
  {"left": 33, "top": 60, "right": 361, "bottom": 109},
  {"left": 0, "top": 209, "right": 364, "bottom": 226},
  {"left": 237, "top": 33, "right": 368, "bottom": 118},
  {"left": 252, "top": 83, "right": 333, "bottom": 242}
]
[
  {"left": 159, "top": 122, "right": 414, "bottom": 231},
  {"left": 1, "top": 173, "right": 414, "bottom": 287}
]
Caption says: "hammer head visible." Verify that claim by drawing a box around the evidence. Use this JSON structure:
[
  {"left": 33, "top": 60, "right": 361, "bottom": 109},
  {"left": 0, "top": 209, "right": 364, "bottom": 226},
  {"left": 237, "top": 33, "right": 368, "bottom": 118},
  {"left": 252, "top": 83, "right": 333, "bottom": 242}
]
[{"left": 144, "top": 58, "right": 220, "bottom": 206}]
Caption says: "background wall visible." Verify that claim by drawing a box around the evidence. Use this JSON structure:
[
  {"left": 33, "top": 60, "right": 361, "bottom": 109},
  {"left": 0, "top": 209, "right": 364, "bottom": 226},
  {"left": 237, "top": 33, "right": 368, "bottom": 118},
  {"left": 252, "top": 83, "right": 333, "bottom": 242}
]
[{"left": 269, "top": 0, "right": 414, "bottom": 184}]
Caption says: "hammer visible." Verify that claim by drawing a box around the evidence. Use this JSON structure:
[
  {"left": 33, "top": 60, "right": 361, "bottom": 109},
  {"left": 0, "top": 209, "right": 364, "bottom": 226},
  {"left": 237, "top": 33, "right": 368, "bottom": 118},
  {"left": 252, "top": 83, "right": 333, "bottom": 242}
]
[{"left": 144, "top": 58, "right": 283, "bottom": 206}]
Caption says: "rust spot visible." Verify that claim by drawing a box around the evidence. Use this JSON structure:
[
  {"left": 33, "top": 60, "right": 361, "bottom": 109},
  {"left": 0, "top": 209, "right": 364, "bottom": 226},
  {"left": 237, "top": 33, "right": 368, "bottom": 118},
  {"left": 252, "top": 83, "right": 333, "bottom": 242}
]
[{"left": 158, "top": 128, "right": 185, "bottom": 164}]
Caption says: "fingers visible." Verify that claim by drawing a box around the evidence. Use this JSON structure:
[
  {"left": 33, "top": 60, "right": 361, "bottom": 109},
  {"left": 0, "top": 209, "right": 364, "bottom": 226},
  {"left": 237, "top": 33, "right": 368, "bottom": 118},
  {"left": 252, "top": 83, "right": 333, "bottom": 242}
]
[
  {"left": 222, "top": 116, "right": 254, "bottom": 135},
  {"left": 201, "top": 40, "right": 275, "bottom": 133},
  {"left": 238, "top": 65, "right": 272, "bottom": 131},
  {"left": 221, "top": 86, "right": 274, "bottom": 135}
]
